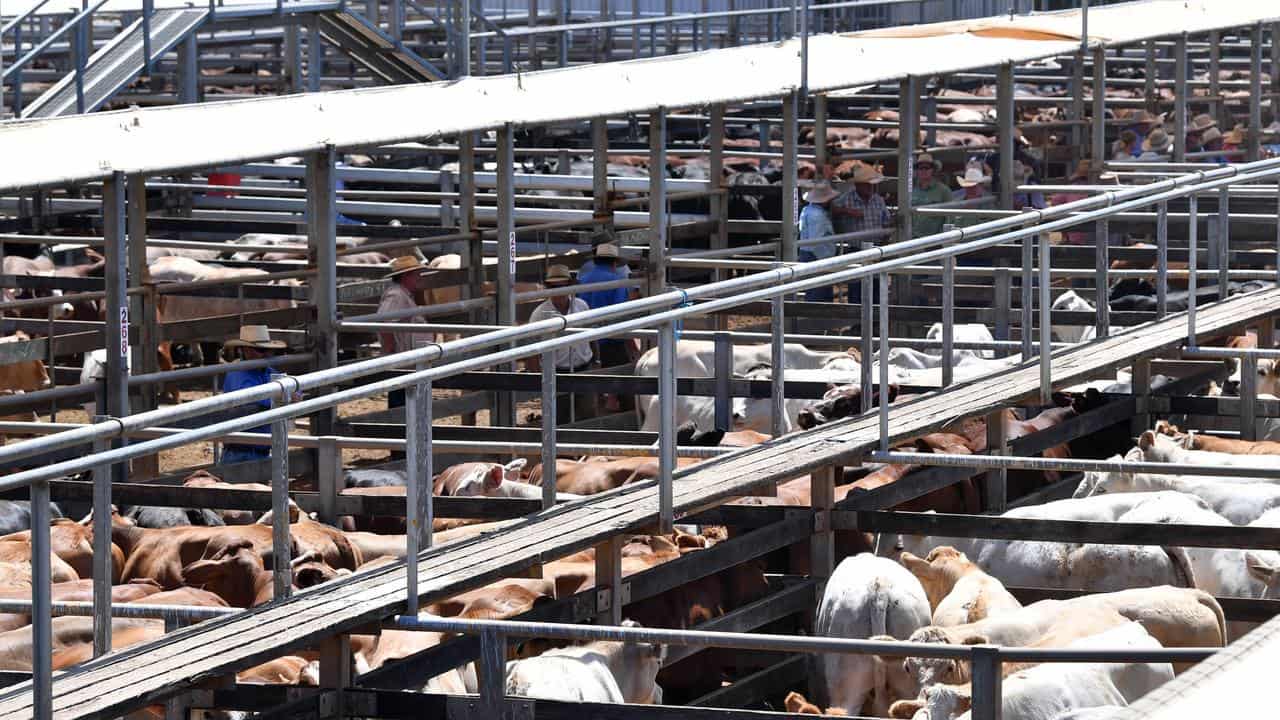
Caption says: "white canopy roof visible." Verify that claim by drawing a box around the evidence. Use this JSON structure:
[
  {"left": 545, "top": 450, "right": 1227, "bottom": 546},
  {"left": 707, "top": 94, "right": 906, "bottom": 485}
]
[{"left": 0, "top": 0, "right": 1276, "bottom": 192}]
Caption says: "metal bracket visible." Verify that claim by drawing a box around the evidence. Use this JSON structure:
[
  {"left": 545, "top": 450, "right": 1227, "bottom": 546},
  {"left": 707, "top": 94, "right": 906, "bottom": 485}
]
[
  {"left": 813, "top": 509, "right": 831, "bottom": 534},
  {"left": 619, "top": 581, "right": 632, "bottom": 607},
  {"left": 595, "top": 587, "right": 612, "bottom": 613}
]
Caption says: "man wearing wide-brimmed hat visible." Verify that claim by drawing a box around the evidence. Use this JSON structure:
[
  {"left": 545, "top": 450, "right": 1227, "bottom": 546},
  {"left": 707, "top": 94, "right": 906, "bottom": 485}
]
[
  {"left": 911, "top": 153, "right": 953, "bottom": 238},
  {"left": 832, "top": 165, "right": 890, "bottom": 235},
  {"left": 527, "top": 265, "right": 596, "bottom": 421},
  {"left": 798, "top": 181, "right": 839, "bottom": 302},
  {"left": 1138, "top": 127, "right": 1173, "bottom": 160},
  {"left": 1186, "top": 113, "right": 1218, "bottom": 154},
  {"left": 378, "top": 256, "right": 432, "bottom": 409},
  {"left": 220, "top": 325, "right": 291, "bottom": 465}
]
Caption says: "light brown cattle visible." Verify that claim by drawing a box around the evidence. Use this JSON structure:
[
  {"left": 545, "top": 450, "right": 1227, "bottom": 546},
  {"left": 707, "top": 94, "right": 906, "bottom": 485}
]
[
  {"left": 899, "top": 547, "right": 1022, "bottom": 626},
  {"left": 2, "top": 519, "right": 124, "bottom": 582},
  {"left": 0, "top": 332, "right": 51, "bottom": 394},
  {"left": 0, "top": 533, "right": 79, "bottom": 584},
  {"left": 237, "top": 656, "right": 319, "bottom": 685},
  {"left": 111, "top": 514, "right": 293, "bottom": 589},
  {"left": 0, "top": 578, "right": 162, "bottom": 632},
  {"left": 1156, "top": 419, "right": 1280, "bottom": 455}
]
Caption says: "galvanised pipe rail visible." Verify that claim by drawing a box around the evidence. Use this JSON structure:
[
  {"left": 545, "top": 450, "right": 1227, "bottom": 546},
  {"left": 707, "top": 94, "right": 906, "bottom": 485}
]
[
  {"left": 3, "top": 156, "right": 1279, "bottom": 481},
  {"left": 1, "top": 0, "right": 111, "bottom": 81},
  {"left": 0, "top": 600, "right": 238, "bottom": 622},
  {"left": 867, "top": 451, "right": 1280, "bottom": 480}
]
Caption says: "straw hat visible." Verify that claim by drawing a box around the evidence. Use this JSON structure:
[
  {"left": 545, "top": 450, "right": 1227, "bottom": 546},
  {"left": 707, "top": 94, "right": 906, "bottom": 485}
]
[
  {"left": 1126, "top": 109, "right": 1165, "bottom": 128},
  {"left": 1143, "top": 127, "right": 1172, "bottom": 153},
  {"left": 385, "top": 255, "right": 428, "bottom": 280},
  {"left": 955, "top": 165, "right": 991, "bottom": 188},
  {"left": 1200, "top": 126, "right": 1223, "bottom": 145},
  {"left": 851, "top": 165, "right": 885, "bottom": 184},
  {"left": 594, "top": 242, "right": 620, "bottom": 259},
  {"left": 915, "top": 153, "right": 942, "bottom": 170},
  {"left": 545, "top": 264, "right": 574, "bottom": 287},
  {"left": 1224, "top": 124, "right": 1246, "bottom": 145},
  {"left": 224, "top": 325, "right": 286, "bottom": 351},
  {"left": 1190, "top": 113, "right": 1218, "bottom": 132},
  {"left": 803, "top": 182, "right": 840, "bottom": 204}
]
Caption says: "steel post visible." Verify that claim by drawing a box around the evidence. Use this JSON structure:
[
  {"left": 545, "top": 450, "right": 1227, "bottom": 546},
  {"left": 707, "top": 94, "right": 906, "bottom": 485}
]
[
  {"left": 270, "top": 379, "right": 292, "bottom": 600},
  {"left": 1188, "top": 193, "right": 1199, "bottom": 348},
  {"left": 1144, "top": 40, "right": 1157, "bottom": 113},
  {"left": 405, "top": 371, "right": 430, "bottom": 614},
  {"left": 128, "top": 174, "right": 157, "bottom": 478},
  {"left": 809, "top": 465, "right": 835, "bottom": 584},
  {"left": 942, "top": 248, "right": 955, "bottom": 388},
  {"left": 782, "top": 91, "right": 798, "bottom": 263},
  {"left": 1219, "top": 187, "right": 1230, "bottom": 298},
  {"left": 1174, "top": 35, "right": 1188, "bottom": 163},
  {"left": 995, "top": 263, "right": 1011, "bottom": 354},
  {"left": 478, "top": 628, "right": 507, "bottom": 718},
  {"left": 1070, "top": 51, "right": 1085, "bottom": 169},
  {"left": 319, "top": 634, "right": 352, "bottom": 717},
  {"left": 1209, "top": 31, "right": 1221, "bottom": 124},
  {"left": 104, "top": 173, "right": 129, "bottom": 485},
  {"left": 1156, "top": 201, "right": 1168, "bottom": 318},
  {"left": 1250, "top": 24, "right": 1265, "bottom": 162},
  {"left": 813, "top": 94, "right": 828, "bottom": 170},
  {"left": 710, "top": 104, "right": 728, "bottom": 296},
  {"left": 541, "top": 352, "right": 556, "bottom": 510},
  {"left": 970, "top": 645, "right": 1004, "bottom": 720},
  {"left": 1021, "top": 228, "right": 1033, "bottom": 361},
  {"left": 713, "top": 332, "right": 732, "bottom": 431},
  {"left": 32, "top": 478, "right": 51, "bottom": 720},
  {"left": 897, "top": 77, "right": 918, "bottom": 241},
  {"left": 650, "top": 109, "right": 669, "bottom": 292},
  {"left": 1242, "top": 354, "right": 1259, "bottom": 442},
  {"left": 91, "top": 425, "right": 110, "bottom": 657},
  {"left": 770, "top": 294, "right": 785, "bottom": 438},
  {"left": 317, "top": 436, "right": 339, "bottom": 526},
  {"left": 984, "top": 409, "right": 1007, "bottom": 513},
  {"left": 496, "top": 125, "right": 517, "bottom": 427},
  {"left": 658, "top": 321, "right": 676, "bottom": 533},
  {"left": 592, "top": 117, "right": 611, "bottom": 233},
  {"left": 306, "top": 15, "right": 322, "bottom": 93},
  {"left": 285, "top": 24, "right": 302, "bottom": 94},
  {"left": 1039, "top": 229, "right": 1051, "bottom": 405},
  {"left": 878, "top": 273, "right": 889, "bottom": 452},
  {"left": 1094, "top": 219, "right": 1108, "bottom": 338},
  {"left": 997, "top": 62, "right": 1015, "bottom": 210},
  {"left": 1091, "top": 46, "right": 1106, "bottom": 173},
  {"left": 860, "top": 241, "right": 873, "bottom": 413},
  {"left": 594, "top": 535, "right": 623, "bottom": 625},
  {"left": 308, "top": 147, "right": 338, "bottom": 436},
  {"left": 1131, "top": 357, "right": 1151, "bottom": 436}
]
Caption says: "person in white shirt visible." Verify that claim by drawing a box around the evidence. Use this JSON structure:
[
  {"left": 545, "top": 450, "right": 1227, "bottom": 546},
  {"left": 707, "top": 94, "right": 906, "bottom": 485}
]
[
  {"left": 377, "top": 255, "right": 429, "bottom": 408},
  {"left": 526, "top": 264, "right": 596, "bottom": 421}
]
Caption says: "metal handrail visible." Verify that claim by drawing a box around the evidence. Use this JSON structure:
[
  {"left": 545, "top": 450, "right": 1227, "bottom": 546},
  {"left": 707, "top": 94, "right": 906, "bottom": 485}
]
[
  {"left": 0, "top": 0, "right": 54, "bottom": 37},
  {"left": 1, "top": 0, "right": 111, "bottom": 82}
]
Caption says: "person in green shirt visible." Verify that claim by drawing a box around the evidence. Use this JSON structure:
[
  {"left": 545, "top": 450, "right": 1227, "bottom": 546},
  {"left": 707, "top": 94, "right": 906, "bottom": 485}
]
[{"left": 909, "top": 153, "right": 954, "bottom": 238}]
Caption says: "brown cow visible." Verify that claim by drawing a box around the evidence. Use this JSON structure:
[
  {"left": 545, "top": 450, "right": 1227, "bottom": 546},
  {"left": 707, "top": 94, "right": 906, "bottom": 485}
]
[
  {"left": 111, "top": 513, "right": 294, "bottom": 588},
  {"left": 1, "top": 519, "right": 124, "bottom": 582},
  {"left": 0, "top": 578, "right": 162, "bottom": 632}
]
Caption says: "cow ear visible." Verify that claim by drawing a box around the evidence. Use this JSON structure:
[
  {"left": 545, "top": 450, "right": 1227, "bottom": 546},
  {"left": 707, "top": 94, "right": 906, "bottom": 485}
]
[
  {"left": 959, "top": 634, "right": 989, "bottom": 645},
  {"left": 1137, "top": 430, "right": 1157, "bottom": 451},
  {"left": 486, "top": 466, "right": 505, "bottom": 490},
  {"left": 503, "top": 458, "right": 528, "bottom": 479},
  {"left": 1246, "top": 551, "right": 1280, "bottom": 582},
  {"left": 899, "top": 551, "right": 930, "bottom": 577},
  {"left": 888, "top": 700, "right": 923, "bottom": 719}
]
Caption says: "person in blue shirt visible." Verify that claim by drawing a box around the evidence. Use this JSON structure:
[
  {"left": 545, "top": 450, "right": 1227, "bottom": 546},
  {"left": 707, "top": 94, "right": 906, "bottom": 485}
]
[
  {"left": 577, "top": 242, "right": 639, "bottom": 412},
  {"left": 219, "top": 325, "right": 291, "bottom": 466},
  {"left": 798, "top": 181, "right": 839, "bottom": 302}
]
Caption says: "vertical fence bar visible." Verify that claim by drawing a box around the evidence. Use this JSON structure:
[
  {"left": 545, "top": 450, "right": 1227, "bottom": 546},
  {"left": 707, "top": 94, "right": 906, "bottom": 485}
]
[
  {"left": 405, "top": 371, "right": 430, "bottom": 614},
  {"left": 650, "top": 108, "right": 669, "bottom": 294},
  {"left": 317, "top": 436, "right": 339, "bottom": 526},
  {"left": 997, "top": 62, "right": 1015, "bottom": 210},
  {"left": 495, "top": 124, "right": 517, "bottom": 427},
  {"left": 1174, "top": 34, "right": 1188, "bottom": 163},
  {"left": 897, "top": 76, "right": 918, "bottom": 242},
  {"left": 91, "top": 424, "right": 111, "bottom": 657},
  {"left": 1143, "top": 39, "right": 1157, "bottom": 112},
  {"left": 658, "top": 321, "right": 676, "bottom": 533},
  {"left": 860, "top": 242, "right": 873, "bottom": 413},
  {"left": 1208, "top": 30, "right": 1221, "bottom": 124},
  {"left": 942, "top": 224, "right": 957, "bottom": 389},
  {"left": 781, "top": 90, "right": 798, "bottom": 263},
  {"left": 1242, "top": 354, "right": 1259, "bottom": 442},
  {"left": 714, "top": 332, "right": 732, "bottom": 431},
  {"left": 1091, "top": 46, "right": 1106, "bottom": 176},
  {"left": 478, "top": 629, "right": 507, "bottom": 718},
  {"left": 771, "top": 294, "right": 785, "bottom": 438},
  {"left": 1156, "top": 201, "right": 1168, "bottom": 319},
  {"left": 878, "top": 273, "right": 889, "bottom": 452},
  {"left": 308, "top": 147, "right": 338, "bottom": 436},
  {"left": 1069, "top": 50, "right": 1085, "bottom": 169},
  {"left": 810, "top": 465, "right": 835, "bottom": 587},
  {"left": 142, "top": 0, "right": 153, "bottom": 73},
  {"left": 1094, "top": 218, "right": 1108, "bottom": 339},
  {"left": 541, "top": 352, "right": 556, "bottom": 510},
  {"left": 1039, "top": 231, "right": 1051, "bottom": 405},
  {"left": 32, "top": 478, "right": 52, "bottom": 720},
  {"left": 970, "top": 645, "right": 1004, "bottom": 720},
  {"left": 1021, "top": 227, "right": 1033, "bottom": 361},
  {"left": 1250, "top": 24, "right": 1264, "bottom": 162},
  {"left": 594, "top": 535, "right": 623, "bottom": 625},
  {"left": 270, "top": 380, "right": 292, "bottom": 601},
  {"left": 1187, "top": 193, "right": 1199, "bottom": 348},
  {"left": 1218, "top": 187, "right": 1230, "bottom": 298},
  {"left": 73, "top": 13, "right": 85, "bottom": 114},
  {"left": 995, "top": 263, "right": 1011, "bottom": 354}
]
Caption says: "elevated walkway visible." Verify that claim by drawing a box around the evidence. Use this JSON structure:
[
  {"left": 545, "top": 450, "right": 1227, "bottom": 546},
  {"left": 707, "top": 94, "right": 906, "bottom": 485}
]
[
  {"left": 315, "top": 9, "right": 444, "bottom": 84},
  {"left": 1, "top": 287, "right": 1278, "bottom": 719}
]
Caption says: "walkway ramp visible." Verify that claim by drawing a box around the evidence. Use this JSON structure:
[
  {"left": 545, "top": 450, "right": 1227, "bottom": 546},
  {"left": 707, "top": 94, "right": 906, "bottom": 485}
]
[
  {"left": 317, "top": 10, "right": 444, "bottom": 84},
  {"left": 22, "top": 7, "right": 207, "bottom": 119},
  {"left": 2, "top": 288, "right": 1278, "bottom": 719}
]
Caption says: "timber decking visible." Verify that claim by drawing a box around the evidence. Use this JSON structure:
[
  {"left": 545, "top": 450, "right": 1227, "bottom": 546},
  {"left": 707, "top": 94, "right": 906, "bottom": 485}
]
[{"left": 3, "top": 287, "right": 1279, "bottom": 720}]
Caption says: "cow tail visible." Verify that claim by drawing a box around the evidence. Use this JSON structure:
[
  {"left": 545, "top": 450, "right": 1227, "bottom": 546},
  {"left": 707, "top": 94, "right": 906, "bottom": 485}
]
[
  {"left": 1164, "top": 546, "right": 1197, "bottom": 589},
  {"left": 871, "top": 579, "right": 890, "bottom": 638},
  {"left": 1194, "top": 589, "right": 1228, "bottom": 645}
]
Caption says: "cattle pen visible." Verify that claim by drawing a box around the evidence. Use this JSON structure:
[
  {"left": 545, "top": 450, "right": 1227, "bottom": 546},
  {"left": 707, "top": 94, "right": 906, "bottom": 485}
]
[{"left": 6, "top": 1, "right": 1280, "bottom": 719}]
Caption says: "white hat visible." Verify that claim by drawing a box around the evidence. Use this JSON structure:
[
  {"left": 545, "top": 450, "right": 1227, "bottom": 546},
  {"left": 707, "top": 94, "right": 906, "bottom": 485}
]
[
  {"left": 224, "top": 325, "right": 286, "bottom": 350},
  {"left": 803, "top": 182, "right": 840, "bottom": 204},
  {"left": 955, "top": 165, "right": 991, "bottom": 188}
]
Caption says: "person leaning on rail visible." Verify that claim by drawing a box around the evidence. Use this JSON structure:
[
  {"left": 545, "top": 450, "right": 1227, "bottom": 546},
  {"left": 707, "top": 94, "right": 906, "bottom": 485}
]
[
  {"left": 526, "top": 264, "right": 597, "bottom": 423},
  {"left": 576, "top": 242, "right": 640, "bottom": 413},
  {"left": 378, "top": 255, "right": 431, "bottom": 409},
  {"left": 218, "top": 325, "right": 300, "bottom": 466},
  {"left": 797, "top": 180, "right": 840, "bottom": 302}
]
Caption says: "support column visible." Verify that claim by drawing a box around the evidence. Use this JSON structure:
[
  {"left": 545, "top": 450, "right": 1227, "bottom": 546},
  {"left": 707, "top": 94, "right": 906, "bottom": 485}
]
[
  {"left": 649, "top": 109, "right": 668, "bottom": 294},
  {"left": 657, "top": 321, "right": 676, "bottom": 533},
  {"left": 897, "top": 76, "right": 918, "bottom": 241},
  {"left": 594, "top": 535, "right": 624, "bottom": 625},
  {"left": 709, "top": 104, "right": 728, "bottom": 299},
  {"left": 103, "top": 173, "right": 129, "bottom": 488},
  {"left": 495, "top": 125, "right": 517, "bottom": 428},
  {"left": 127, "top": 175, "right": 158, "bottom": 479},
  {"left": 592, "top": 117, "right": 612, "bottom": 235},
  {"left": 1174, "top": 35, "right": 1188, "bottom": 163},
  {"left": 270, "top": 385, "right": 293, "bottom": 600},
  {"left": 1144, "top": 40, "right": 1158, "bottom": 113},
  {"left": 318, "top": 635, "right": 352, "bottom": 719},
  {"left": 32, "top": 479, "right": 51, "bottom": 720},
  {"left": 308, "top": 147, "right": 338, "bottom": 436},
  {"left": 1250, "top": 24, "right": 1264, "bottom": 162},
  {"left": 813, "top": 94, "right": 828, "bottom": 171},
  {"left": 984, "top": 409, "right": 1007, "bottom": 513},
  {"left": 997, "top": 62, "right": 1015, "bottom": 210},
  {"left": 781, "top": 90, "right": 798, "bottom": 263},
  {"left": 405, "top": 373, "right": 431, "bottom": 613},
  {"left": 1070, "top": 50, "right": 1085, "bottom": 169},
  {"left": 91, "top": 429, "right": 111, "bottom": 657},
  {"left": 1091, "top": 46, "right": 1106, "bottom": 174},
  {"left": 809, "top": 465, "right": 835, "bottom": 587},
  {"left": 1208, "top": 30, "right": 1221, "bottom": 125},
  {"left": 1242, "top": 354, "right": 1259, "bottom": 442},
  {"left": 306, "top": 15, "right": 322, "bottom": 93},
  {"left": 178, "top": 35, "right": 198, "bottom": 104},
  {"left": 284, "top": 24, "right": 302, "bottom": 94},
  {"left": 1131, "top": 357, "right": 1151, "bottom": 437}
]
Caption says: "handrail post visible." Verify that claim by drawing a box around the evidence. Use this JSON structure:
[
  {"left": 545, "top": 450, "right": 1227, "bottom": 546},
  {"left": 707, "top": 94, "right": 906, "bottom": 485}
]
[
  {"left": 91, "top": 417, "right": 112, "bottom": 658},
  {"left": 540, "top": 351, "right": 556, "bottom": 510},
  {"left": 405, "top": 366, "right": 431, "bottom": 614},
  {"left": 860, "top": 240, "right": 873, "bottom": 413},
  {"left": 941, "top": 224, "right": 956, "bottom": 388},
  {"left": 478, "top": 628, "right": 507, "bottom": 718},
  {"left": 1038, "top": 227, "right": 1050, "bottom": 406},
  {"left": 1020, "top": 213, "right": 1033, "bottom": 362},
  {"left": 32, "top": 477, "right": 52, "bottom": 720},
  {"left": 1187, "top": 193, "right": 1199, "bottom": 348},
  {"left": 1242, "top": 354, "right": 1259, "bottom": 442},
  {"left": 1094, "top": 218, "right": 1108, "bottom": 339},
  {"left": 269, "top": 374, "right": 293, "bottom": 601},
  {"left": 970, "top": 645, "right": 1003, "bottom": 720},
  {"left": 658, "top": 320, "right": 676, "bottom": 533},
  {"left": 713, "top": 332, "right": 732, "bottom": 431},
  {"left": 771, "top": 293, "right": 785, "bottom": 437},
  {"left": 878, "top": 272, "right": 889, "bottom": 452},
  {"left": 1218, "top": 187, "right": 1230, "bottom": 298},
  {"left": 1156, "top": 201, "right": 1168, "bottom": 319}
]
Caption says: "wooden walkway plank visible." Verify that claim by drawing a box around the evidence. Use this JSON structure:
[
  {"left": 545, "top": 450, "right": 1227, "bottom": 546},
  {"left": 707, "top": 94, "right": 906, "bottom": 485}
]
[{"left": 3, "top": 288, "right": 1278, "bottom": 720}]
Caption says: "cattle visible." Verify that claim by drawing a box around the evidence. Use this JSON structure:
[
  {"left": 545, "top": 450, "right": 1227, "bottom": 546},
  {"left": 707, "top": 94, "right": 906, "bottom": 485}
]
[
  {"left": 80, "top": 348, "right": 178, "bottom": 414},
  {"left": 124, "top": 505, "right": 225, "bottom": 529},
  {"left": 899, "top": 547, "right": 1021, "bottom": 626},
  {"left": 0, "top": 530, "right": 80, "bottom": 584},
  {"left": 1110, "top": 279, "right": 1268, "bottom": 313},
  {"left": 813, "top": 554, "right": 931, "bottom": 717},
  {"left": 181, "top": 539, "right": 342, "bottom": 607},
  {"left": 111, "top": 514, "right": 295, "bottom": 589},
  {"left": 1137, "top": 429, "right": 1280, "bottom": 473},
  {"left": 1051, "top": 290, "right": 1097, "bottom": 344},
  {"left": 546, "top": 456, "right": 698, "bottom": 496},
  {"left": 890, "top": 623, "right": 1173, "bottom": 720},
  {"left": 796, "top": 384, "right": 899, "bottom": 430},
  {"left": 504, "top": 619, "right": 666, "bottom": 704},
  {"left": 924, "top": 323, "right": 996, "bottom": 360},
  {"left": 255, "top": 504, "right": 361, "bottom": 572},
  {"left": 237, "top": 656, "right": 319, "bottom": 686},
  {"left": 1074, "top": 454, "right": 1280, "bottom": 524},
  {"left": 1155, "top": 420, "right": 1280, "bottom": 455},
  {"left": 2, "top": 518, "right": 122, "bottom": 581},
  {"left": 733, "top": 357, "right": 863, "bottom": 434},
  {"left": 0, "top": 578, "right": 161, "bottom": 632},
  {"left": 0, "top": 333, "right": 52, "bottom": 398},
  {"left": 0, "top": 500, "right": 62, "bottom": 536},
  {"left": 182, "top": 472, "right": 272, "bottom": 525},
  {"left": 1, "top": 252, "right": 103, "bottom": 320}
]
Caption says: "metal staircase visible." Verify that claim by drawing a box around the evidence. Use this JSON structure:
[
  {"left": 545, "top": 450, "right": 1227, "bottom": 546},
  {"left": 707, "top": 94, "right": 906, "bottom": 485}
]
[
  {"left": 22, "top": 7, "right": 207, "bottom": 119},
  {"left": 316, "top": 9, "right": 444, "bottom": 84}
]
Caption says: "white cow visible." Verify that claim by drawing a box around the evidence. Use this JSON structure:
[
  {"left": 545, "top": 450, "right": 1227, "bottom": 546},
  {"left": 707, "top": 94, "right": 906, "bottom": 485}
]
[
  {"left": 79, "top": 349, "right": 131, "bottom": 417},
  {"left": 1138, "top": 430, "right": 1280, "bottom": 473},
  {"left": 1074, "top": 458, "right": 1280, "bottom": 524},
  {"left": 814, "top": 554, "right": 932, "bottom": 717},
  {"left": 442, "top": 459, "right": 583, "bottom": 502},
  {"left": 924, "top": 322, "right": 996, "bottom": 360},
  {"left": 1114, "top": 500, "right": 1280, "bottom": 639},
  {"left": 884, "top": 493, "right": 1207, "bottom": 592},
  {"left": 916, "top": 623, "right": 1173, "bottom": 720},
  {"left": 733, "top": 356, "right": 862, "bottom": 434},
  {"left": 633, "top": 341, "right": 856, "bottom": 432},
  {"left": 1051, "top": 290, "right": 1097, "bottom": 344},
  {"left": 504, "top": 619, "right": 664, "bottom": 703}
]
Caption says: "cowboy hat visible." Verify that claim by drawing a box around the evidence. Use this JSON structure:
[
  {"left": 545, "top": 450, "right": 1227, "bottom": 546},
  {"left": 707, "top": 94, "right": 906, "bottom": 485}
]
[
  {"left": 594, "top": 242, "right": 620, "bottom": 259},
  {"left": 955, "top": 165, "right": 991, "bottom": 188},
  {"left": 1142, "top": 127, "right": 1172, "bottom": 153},
  {"left": 851, "top": 165, "right": 885, "bottom": 184},
  {"left": 1200, "top": 126, "right": 1223, "bottom": 145},
  {"left": 1224, "top": 125, "right": 1246, "bottom": 145},
  {"left": 914, "top": 153, "right": 942, "bottom": 170},
  {"left": 1190, "top": 113, "right": 1218, "bottom": 132},
  {"left": 803, "top": 182, "right": 840, "bottom": 204},
  {"left": 1125, "top": 109, "right": 1165, "bottom": 127},
  {"left": 385, "top": 255, "right": 428, "bottom": 280},
  {"left": 544, "top": 264, "right": 574, "bottom": 286},
  {"left": 224, "top": 325, "right": 286, "bottom": 351}
]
